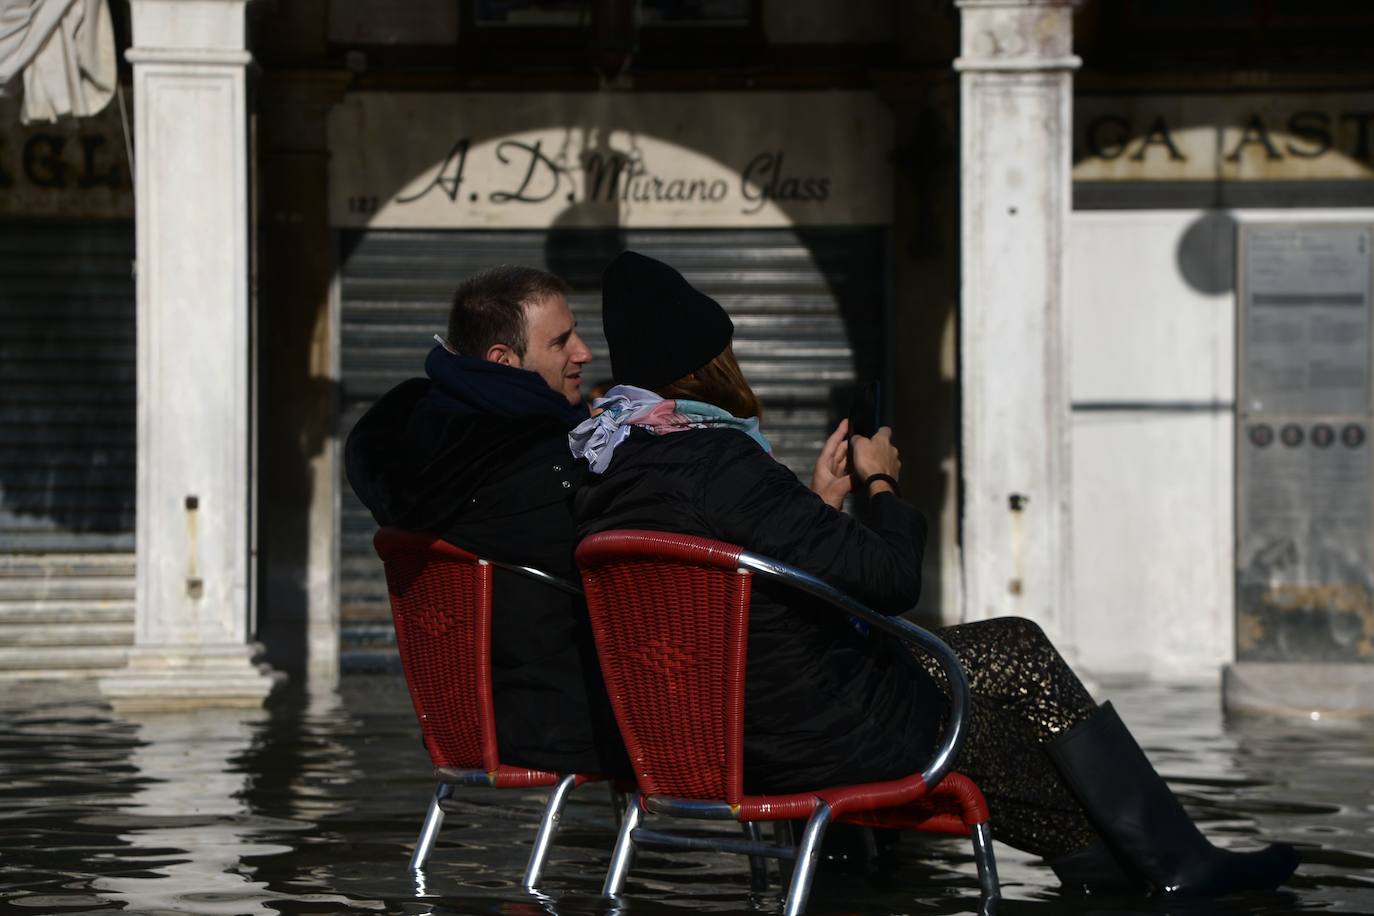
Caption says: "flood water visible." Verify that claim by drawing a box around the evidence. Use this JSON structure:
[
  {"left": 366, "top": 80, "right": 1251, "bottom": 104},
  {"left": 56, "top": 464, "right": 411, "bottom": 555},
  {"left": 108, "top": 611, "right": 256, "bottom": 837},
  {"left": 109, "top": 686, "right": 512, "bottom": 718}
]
[{"left": 3, "top": 675, "right": 1373, "bottom": 916}]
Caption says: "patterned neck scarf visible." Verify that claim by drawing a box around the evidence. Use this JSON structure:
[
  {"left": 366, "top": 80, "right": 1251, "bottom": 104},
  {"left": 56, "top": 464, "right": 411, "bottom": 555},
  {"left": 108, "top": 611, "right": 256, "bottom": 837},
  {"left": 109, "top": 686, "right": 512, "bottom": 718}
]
[{"left": 568, "top": 384, "right": 771, "bottom": 474}]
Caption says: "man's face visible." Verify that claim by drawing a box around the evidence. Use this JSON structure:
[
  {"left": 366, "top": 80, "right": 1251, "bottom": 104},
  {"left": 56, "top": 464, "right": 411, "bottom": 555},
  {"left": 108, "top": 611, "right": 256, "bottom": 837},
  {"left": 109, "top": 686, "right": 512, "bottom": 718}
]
[{"left": 516, "top": 294, "right": 593, "bottom": 405}]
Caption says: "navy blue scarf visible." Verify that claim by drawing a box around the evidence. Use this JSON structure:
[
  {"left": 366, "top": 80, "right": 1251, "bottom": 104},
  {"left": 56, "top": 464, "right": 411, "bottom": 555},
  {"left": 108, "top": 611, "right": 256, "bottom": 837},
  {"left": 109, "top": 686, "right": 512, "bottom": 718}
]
[{"left": 424, "top": 346, "right": 589, "bottom": 428}]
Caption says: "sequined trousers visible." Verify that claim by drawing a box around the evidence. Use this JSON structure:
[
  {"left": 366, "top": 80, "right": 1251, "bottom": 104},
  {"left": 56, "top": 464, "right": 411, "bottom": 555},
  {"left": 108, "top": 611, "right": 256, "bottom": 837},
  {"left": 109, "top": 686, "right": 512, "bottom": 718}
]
[{"left": 918, "top": 617, "right": 1100, "bottom": 860}]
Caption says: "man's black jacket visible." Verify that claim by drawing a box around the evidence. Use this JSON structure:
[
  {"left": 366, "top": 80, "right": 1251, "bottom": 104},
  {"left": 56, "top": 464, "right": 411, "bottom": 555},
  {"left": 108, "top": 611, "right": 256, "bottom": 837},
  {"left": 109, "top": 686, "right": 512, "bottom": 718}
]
[{"left": 346, "top": 377, "right": 629, "bottom": 777}]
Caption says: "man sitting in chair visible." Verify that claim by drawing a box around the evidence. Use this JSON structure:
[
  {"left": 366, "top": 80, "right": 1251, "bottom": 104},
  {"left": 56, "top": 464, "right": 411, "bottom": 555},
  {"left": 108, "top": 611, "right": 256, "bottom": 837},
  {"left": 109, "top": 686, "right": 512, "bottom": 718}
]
[{"left": 346, "top": 265, "right": 629, "bottom": 778}]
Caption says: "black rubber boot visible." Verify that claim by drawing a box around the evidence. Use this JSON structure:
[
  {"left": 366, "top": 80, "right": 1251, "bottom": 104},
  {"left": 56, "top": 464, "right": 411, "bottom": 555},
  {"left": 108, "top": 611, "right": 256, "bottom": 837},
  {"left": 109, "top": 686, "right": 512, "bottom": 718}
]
[
  {"left": 1049, "top": 840, "right": 1143, "bottom": 895},
  {"left": 1047, "top": 702, "right": 1298, "bottom": 898}
]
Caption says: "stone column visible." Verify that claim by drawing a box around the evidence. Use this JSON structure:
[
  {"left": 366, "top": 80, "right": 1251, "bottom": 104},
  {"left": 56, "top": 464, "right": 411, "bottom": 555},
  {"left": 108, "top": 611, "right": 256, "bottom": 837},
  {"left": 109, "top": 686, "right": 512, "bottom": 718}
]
[
  {"left": 99, "top": 0, "right": 280, "bottom": 710},
  {"left": 257, "top": 70, "right": 350, "bottom": 690},
  {"left": 955, "top": 1, "right": 1080, "bottom": 644}
]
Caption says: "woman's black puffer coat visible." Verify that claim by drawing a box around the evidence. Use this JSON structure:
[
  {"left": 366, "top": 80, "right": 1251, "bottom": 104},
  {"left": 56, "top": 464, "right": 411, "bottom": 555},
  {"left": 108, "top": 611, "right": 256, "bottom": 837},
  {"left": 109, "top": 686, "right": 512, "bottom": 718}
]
[{"left": 573, "top": 426, "right": 945, "bottom": 794}]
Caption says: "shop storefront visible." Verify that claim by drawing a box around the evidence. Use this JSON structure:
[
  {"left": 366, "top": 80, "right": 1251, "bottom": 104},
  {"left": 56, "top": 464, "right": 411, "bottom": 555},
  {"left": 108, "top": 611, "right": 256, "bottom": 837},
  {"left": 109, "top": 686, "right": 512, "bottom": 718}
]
[
  {"left": 1066, "top": 90, "right": 1374, "bottom": 679},
  {"left": 0, "top": 97, "right": 136, "bottom": 677},
  {"left": 327, "top": 91, "right": 895, "bottom": 667}
]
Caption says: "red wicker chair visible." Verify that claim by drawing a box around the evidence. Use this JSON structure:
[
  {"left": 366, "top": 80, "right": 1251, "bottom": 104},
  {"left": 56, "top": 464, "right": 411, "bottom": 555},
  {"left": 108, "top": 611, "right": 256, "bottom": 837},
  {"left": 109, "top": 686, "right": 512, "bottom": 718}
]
[
  {"left": 373, "top": 527, "right": 605, "bottom": 888},
  {"left": 575, "top": 529, "right": 999, "bottom": 916}
]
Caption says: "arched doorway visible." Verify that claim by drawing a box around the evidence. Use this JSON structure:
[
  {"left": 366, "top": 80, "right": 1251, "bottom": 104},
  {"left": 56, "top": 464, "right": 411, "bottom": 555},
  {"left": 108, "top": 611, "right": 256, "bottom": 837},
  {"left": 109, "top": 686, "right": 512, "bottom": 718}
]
[{"left": 327, "top": 92, "right": 896, "bottom": 668}]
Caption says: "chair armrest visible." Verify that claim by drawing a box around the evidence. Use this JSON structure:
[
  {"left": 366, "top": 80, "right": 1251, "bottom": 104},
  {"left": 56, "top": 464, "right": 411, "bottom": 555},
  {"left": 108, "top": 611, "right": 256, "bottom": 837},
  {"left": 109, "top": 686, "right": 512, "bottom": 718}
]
[
  {"left": 735, "top": 551, "right": 969, "bottom": 793},
  {"left": 376, "top": 528, "right": 585, "bottom": 597},
  {"left": 483, "top": 557, "right": 584, "bottom": 597}
]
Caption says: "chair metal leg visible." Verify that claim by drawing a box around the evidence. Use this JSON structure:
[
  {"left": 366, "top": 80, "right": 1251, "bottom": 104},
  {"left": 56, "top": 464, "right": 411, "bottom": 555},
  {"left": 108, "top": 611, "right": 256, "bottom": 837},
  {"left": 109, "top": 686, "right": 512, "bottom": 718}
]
[
  {"left": 971, "top": 821, "right": 1001, "bottom": 900},
  {"left": 602, "top": 791, "right": 642, "bottom": 897},
  {"left": 742, "top": 821, "right": 768, "bottom": 892},
  {"left": 861, "top": 826, "right": 879, "bottom": 861},
  {"left": 772, "top": 819, "right": 796, "bottom": 885},
  {"left": 608, "top": 783, "right": 628, "bottom": 829},
  {"left": 410, "top": 782, "right": 454, "bottom": 871},
  {"left": 522, "top": 774, "right": 579, "bottom": 891},
  {"left": 773, "top": 820, "right": 795, "bottom": 848},
  {"left": 782, "top": 802, "right": 833, "bottom": 916}
]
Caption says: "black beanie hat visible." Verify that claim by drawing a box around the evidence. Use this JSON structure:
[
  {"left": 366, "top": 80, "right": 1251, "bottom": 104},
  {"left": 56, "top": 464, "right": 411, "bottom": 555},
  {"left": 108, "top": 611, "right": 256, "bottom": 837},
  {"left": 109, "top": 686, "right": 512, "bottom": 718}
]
[{"left": 601, "top": 250, "right": 734, "bottom": 390}]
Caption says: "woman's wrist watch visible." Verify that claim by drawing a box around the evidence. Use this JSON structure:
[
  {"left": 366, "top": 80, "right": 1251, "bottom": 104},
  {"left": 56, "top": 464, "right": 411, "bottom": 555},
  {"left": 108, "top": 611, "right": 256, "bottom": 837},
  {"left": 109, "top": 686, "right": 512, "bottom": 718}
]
[{"left": 863, "top": 473, "right": 900, "bottom": 497}]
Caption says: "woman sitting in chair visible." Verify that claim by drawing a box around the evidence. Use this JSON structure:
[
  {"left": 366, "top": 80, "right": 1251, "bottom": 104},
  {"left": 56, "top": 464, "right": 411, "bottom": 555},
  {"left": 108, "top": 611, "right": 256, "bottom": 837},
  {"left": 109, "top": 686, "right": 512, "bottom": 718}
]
[{"left": 568, "top": 250, "right": 1297, "bottom": 898}]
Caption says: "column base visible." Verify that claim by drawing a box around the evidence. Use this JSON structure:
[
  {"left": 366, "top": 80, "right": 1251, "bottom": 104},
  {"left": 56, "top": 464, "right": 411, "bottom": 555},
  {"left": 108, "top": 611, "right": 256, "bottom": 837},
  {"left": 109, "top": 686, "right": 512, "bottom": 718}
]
[
  {"left": 1223, "top": 662, "right": 1374, "bottom": 719},
  {"left": 98, "top": 642, "right": 284, "bottom": 712}
]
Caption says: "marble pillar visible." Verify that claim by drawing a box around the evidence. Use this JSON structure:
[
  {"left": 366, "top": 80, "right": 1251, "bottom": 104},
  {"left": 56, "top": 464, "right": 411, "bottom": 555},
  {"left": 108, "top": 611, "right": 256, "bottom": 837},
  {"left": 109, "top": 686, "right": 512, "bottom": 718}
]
[
  {"left": 955, "top": 0, "right": 1080, "bottom": 646},
  {"left": 99, "top": 0, "right": 280, "bottom": 710}
]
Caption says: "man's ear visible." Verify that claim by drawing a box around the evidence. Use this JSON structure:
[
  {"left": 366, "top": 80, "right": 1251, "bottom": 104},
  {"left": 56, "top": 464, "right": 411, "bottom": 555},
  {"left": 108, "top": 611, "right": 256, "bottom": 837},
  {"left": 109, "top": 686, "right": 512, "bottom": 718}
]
[{"left": 485, "top": 343, "right": 520, "bottom": 367}]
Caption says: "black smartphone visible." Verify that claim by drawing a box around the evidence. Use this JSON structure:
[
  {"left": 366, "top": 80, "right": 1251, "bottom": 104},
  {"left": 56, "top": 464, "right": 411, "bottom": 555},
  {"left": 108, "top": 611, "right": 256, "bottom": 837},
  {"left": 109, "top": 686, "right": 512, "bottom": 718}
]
[{"left": 848, "top": 381, "right": 882, "bottom": 440}]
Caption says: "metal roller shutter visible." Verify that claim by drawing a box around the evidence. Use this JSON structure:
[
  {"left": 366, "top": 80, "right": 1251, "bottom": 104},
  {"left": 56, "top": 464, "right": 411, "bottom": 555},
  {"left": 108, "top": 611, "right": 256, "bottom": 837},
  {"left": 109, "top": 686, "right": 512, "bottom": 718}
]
[
  {"left": 0, "top": 219, "right": 136, "bottom": 678},
  {"left": 338, "top": 227, "right": 886, "bottom": 668}
]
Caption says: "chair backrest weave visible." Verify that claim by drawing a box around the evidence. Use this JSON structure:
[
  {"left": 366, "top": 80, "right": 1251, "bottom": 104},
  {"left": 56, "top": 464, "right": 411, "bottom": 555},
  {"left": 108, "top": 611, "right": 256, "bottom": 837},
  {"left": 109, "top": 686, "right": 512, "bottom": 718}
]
[
  {"left": 373, "top": 528, "right": 499, "bottom": 772},
  {"left": 576, "top": 530, "right": 751, "bottom": 804}
]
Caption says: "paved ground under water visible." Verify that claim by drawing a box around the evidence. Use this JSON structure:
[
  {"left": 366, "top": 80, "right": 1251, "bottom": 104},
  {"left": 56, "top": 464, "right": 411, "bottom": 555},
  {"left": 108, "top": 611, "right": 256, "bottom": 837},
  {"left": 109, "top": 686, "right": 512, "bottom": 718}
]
[{"left": 2, "top": 674, "right": 1373, "bottom": 915}]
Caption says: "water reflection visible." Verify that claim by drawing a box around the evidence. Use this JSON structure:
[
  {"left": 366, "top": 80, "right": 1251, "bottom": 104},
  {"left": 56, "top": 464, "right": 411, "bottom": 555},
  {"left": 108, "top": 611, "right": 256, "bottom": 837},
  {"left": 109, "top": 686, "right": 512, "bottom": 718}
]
[
  {"left": 91, "top": 706, "right": 292, "bottom": 914},
  {"left": 0, "top": 677, "right": 1371, "bottom": 914},
  {"left": 0, "top": 683, "right": 142, "bottom": 912}
]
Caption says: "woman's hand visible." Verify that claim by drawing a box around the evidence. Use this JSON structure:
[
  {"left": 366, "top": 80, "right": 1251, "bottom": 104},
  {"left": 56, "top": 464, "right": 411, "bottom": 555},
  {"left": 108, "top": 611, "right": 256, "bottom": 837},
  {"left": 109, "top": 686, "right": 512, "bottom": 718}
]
[
  {"left": 809, "top": 419, "right": 852, "bottom": 510},
  {"left": 851, "top": 426, "right": 900, "bottom": 496}
]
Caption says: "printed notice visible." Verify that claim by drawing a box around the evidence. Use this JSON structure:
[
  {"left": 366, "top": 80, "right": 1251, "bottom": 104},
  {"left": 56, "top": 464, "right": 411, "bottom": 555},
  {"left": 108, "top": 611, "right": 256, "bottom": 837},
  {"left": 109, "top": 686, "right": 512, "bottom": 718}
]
[{"left": 1243, "top": 226, "right": 1371, "bottom": 416}]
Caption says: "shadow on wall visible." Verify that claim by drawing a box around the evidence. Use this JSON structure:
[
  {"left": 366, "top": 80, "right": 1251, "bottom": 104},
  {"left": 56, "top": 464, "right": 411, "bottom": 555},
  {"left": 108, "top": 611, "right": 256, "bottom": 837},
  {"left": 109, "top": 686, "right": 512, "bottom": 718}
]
[
  {"left": 545, "top": 221, "right": 628, "bottom": 288},
  {"left": 1176, "top": 209, "right": 1238, "bottom": 297},
  {"left": 545, "top": 125, "right": 629, "bottom": 281},
  {"left": 0, "top": 219, "right": 136, "bottom": 550}
]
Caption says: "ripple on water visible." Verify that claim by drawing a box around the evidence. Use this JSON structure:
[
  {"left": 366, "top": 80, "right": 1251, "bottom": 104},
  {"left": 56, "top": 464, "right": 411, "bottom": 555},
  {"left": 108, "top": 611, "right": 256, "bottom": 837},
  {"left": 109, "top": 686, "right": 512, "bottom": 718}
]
[{"left": 0, "top": 677, "right": 1372, "bottom": 915}]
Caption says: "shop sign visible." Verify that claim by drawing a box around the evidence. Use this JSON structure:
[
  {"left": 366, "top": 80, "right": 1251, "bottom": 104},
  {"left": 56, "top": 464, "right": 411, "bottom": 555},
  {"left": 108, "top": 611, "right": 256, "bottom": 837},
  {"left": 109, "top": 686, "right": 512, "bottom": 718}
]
[
  {"left": 0, "top": 97, "right": 133, "bottom": 218},
  {"left": 1074, "top": 94, "right": 1374, "bottom": 182},
  {"left": 328, "top": 92, "right": 892, "bottom": 228}
]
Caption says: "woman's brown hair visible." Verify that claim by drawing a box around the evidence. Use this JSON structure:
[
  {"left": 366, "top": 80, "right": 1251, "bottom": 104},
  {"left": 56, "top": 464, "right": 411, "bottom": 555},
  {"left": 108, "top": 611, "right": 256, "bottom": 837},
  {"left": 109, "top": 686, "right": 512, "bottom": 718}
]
[{"left": 657, "top": 343, "right": 762, "bottom": 419}]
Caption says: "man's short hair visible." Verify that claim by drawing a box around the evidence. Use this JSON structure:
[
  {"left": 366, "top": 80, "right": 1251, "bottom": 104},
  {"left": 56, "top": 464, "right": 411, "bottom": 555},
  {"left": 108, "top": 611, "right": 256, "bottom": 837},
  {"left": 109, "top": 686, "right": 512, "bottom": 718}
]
[{"left": 447, "top": 265, "right": 571, "bottom": 359}]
